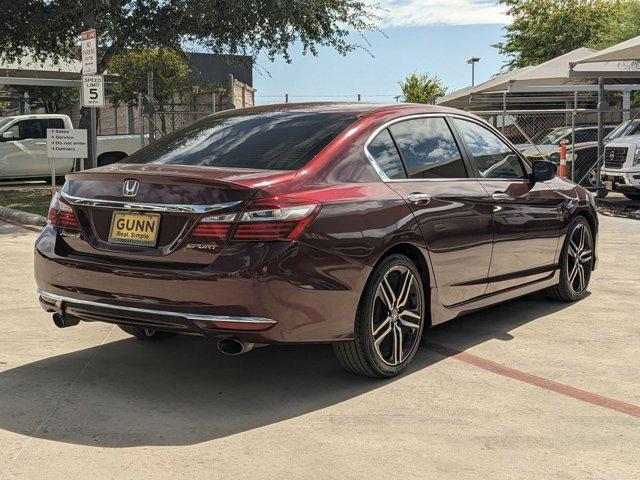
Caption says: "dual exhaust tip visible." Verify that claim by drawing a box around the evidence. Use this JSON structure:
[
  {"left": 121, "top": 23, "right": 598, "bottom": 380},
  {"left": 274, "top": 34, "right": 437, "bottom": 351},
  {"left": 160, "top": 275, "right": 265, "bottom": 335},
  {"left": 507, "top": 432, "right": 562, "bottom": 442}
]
[{"left": 52, "top": 313, "right": 255, "bottom": 355}]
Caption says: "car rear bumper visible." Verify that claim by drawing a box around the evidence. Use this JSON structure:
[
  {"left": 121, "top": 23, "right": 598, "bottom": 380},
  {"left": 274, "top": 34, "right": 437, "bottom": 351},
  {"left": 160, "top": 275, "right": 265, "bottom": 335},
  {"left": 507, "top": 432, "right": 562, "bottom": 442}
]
[{"left": 34, "top": 226, "right": 369, "bottom": 344}]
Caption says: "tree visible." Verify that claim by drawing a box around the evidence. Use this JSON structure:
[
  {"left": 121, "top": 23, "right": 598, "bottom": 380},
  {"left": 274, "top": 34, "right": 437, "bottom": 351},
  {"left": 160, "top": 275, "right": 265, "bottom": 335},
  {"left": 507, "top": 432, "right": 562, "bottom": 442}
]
[
  {"left": 494, "top": 0, "right": 626, "bottom": 70},
  {"left": 12, "top": 86, "right": 79, "bottom": 113},
  {"left": 0, "top": 0, "right": 377, "bottom": 164},
  {"left": 109, "top": 48, "right": 191, "bottom": 133},
  {"left": 590, "top": 0, "right": 640, "bottom": 49},
  {"left": 399, "top": 73, "right": 448, "bottom": 104}
]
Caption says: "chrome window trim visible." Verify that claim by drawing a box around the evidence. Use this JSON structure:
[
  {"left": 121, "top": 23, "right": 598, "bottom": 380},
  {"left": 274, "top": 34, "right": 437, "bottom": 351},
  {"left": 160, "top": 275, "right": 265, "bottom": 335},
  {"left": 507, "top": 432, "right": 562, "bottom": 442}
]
[
  {"left": 60, "top": 192, "right": 242, "bottom": 214},
  {"left": 37, "top": 289, "right": 277, "bottom": 325},
  {"left": 363, "top": 112, "right": 528, "bottom": 183},
  {"left": 364, "top": 113, "right": 472, "bottom": 183}
]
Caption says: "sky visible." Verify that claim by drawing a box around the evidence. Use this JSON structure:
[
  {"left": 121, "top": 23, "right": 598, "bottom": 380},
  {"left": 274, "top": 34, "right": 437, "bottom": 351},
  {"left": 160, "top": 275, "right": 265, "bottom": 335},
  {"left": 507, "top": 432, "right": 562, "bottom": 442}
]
[{"left": 253, "top": 0, "right": 510, "bottom": 104}]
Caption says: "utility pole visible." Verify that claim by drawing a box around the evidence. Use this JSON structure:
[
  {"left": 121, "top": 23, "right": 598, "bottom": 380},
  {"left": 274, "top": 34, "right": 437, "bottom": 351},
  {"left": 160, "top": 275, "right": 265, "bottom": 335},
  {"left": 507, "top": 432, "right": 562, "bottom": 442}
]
[{"left": 467, "top": 57, "right": 481, "bottom": 87}]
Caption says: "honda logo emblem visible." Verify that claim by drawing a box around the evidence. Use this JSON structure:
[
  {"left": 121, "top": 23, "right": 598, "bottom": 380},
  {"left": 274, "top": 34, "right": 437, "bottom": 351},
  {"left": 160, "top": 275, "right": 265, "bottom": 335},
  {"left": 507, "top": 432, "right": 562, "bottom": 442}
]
[{"left": 122, "top": 179, "right": 139, "bottom": 197}]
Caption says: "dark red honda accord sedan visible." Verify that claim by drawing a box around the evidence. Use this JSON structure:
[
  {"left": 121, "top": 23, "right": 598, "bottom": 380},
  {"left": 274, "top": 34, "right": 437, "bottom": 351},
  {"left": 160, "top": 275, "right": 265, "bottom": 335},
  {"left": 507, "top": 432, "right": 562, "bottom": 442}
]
[{"left": 35, "top": 103, "right": 598, "bottom": 377}]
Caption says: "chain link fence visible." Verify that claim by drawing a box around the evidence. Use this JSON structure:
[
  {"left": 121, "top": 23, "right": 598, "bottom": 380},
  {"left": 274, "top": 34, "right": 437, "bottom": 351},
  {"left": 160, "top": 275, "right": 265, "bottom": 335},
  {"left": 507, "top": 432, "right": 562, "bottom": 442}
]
[{"left": 473, "top": 108, "right": 640, "bottom": 188}]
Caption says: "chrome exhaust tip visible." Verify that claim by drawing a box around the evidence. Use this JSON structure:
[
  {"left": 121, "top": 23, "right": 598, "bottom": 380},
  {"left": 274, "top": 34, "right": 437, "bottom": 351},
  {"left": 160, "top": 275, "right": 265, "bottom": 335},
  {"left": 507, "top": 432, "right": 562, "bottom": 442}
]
[
  {"left": 52, "top": 313, "right": 80, "bottom": 328},
  {"left": 217, "top": 338, "right": 254, "bottom": 356}
]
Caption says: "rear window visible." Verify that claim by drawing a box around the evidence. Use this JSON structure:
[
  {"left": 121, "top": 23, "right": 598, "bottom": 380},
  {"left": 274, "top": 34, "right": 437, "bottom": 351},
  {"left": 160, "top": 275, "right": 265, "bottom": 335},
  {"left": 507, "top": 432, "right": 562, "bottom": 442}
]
[{"left": 122, "top": 111, "right": 357, "bottom": 170}]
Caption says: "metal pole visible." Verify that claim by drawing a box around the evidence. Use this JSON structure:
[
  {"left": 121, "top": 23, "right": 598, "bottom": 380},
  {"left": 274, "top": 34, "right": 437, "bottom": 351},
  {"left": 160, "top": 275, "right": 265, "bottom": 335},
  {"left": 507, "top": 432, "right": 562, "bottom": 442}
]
[
  {"left": 90, "top": 107, "right": 97, "bottom": 169},
  {"left": 49, "top": 157, "right": 56, "bottom": 195},
  {"left": 471, "top": 63, "right": 475, "bottom": 87},
  {"left": 623, "top": 89, "right": 631, "bottom": 121},
  {"left": 571, "top": 92, "right": 577, "bottom": 182},
  {"left": 502, "top": 92, "right": 506, "bottom": 133},
  {"left": 147, "top": 72, "right": 155, "bottom": 142},
  {"left": 138, "top": 93, "right": 145, "bottom": 149},
  {"left": 357, "top": 93, "right": 362, "bottom": 102},
  {"left": 597, "top": 77, "right": 604, "bottom": 192},
  {"left": 285, "top": 93, "right": 289, "bottom": 103}
]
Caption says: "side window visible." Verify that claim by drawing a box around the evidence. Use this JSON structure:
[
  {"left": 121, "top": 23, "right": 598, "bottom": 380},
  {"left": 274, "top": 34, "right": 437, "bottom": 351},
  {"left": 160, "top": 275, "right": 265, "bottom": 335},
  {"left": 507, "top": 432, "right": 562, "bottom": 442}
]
[
  {"left": 388, "top": 117, "right": 467, "bottom": 179},
  {"left": 453, "top": 119, "right": 527, "bottom": 180},
  {"left": 47, "top": 118, "right": 65, "bottom": 129},
  {"left": 367, "top": 129, "right": 407, "bottom": 179},
  {"left": 12, "top": 120, "right": 46, "bottom": 140},
  {"left": 575, "top": 130, "right": 593, "bottom": 143}
]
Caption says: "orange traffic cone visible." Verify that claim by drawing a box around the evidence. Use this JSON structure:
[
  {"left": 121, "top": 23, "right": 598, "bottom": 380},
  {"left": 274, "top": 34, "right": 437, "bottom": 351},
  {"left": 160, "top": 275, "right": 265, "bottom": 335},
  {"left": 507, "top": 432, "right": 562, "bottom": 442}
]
[{"left": 559, "top": 139, "right": 568, "bottom": 178}]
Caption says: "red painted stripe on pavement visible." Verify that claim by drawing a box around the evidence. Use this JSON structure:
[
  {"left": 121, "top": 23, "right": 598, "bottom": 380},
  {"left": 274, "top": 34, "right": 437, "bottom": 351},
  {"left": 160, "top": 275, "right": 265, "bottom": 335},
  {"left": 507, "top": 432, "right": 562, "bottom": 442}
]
[
  {"left": 427, "top": 342, "right": 640, "bottom": 419},
  {"left": 0, "top": 217, "right": 43, "bottom": 233}
]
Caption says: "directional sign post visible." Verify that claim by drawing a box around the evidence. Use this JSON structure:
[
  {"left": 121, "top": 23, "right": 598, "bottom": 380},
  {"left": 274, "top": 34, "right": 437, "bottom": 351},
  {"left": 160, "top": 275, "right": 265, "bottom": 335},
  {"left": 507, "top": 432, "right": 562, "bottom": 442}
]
[
  {"left": 80, "top": 28, "right": 99, "bottom": 170},
  {"left": 46, "top": 129, "right": 88, "bottom": 193}
]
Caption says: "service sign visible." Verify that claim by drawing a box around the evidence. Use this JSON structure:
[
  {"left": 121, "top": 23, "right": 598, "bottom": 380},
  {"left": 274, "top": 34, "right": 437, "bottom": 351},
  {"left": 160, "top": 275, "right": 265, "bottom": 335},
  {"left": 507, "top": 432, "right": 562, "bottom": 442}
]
[
  {"left": 82, "top": 75, "right": 104, "bottom": 107},
  {"left": 47, "top": 129, "right": 88, "bottom": 159},
  {"left": 80, "top": 29, "right": 97, "bottom": 75}
]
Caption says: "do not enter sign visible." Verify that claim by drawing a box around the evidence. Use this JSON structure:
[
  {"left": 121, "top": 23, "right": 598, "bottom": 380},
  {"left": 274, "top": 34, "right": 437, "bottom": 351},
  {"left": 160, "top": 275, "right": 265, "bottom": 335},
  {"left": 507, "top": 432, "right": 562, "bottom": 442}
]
[{"left": 82, "top": 75, "right": 105, "bottom": 107}]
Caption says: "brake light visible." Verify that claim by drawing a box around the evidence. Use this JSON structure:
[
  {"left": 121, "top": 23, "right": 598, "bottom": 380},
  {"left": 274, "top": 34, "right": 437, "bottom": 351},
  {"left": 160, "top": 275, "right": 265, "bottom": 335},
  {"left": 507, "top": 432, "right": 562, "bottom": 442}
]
[
  {"left": 47, "top": 191, "right": 79, "bottom": 229},
  {"left": 191, "top": 213, "right": 236, "bottom": 239},
  {"left": 189, "top": 198, "right": 320, "bottom": 242}
]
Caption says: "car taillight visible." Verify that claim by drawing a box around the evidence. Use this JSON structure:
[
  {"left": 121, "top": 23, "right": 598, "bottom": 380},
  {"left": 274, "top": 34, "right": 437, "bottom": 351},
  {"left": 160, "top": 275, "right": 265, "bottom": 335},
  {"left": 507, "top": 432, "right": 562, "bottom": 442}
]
[
  {"left": 47, "top": 191, "right": 79, "bottom": 229},
  {"left": 191, "top": 213, "right": 236, "bottom": 239},
  {"left": 190, "top": 198, "right": 320, "bottom": 241}
]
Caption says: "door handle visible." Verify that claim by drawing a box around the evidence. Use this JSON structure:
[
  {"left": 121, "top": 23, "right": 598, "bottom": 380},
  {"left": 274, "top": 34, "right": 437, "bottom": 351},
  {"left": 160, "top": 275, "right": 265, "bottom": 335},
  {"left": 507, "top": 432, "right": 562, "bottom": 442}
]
[
  {"left": 491, "top": 192, "right": 513, "bottom": 201},
  {"left": 407, "top": 192, "right": 432, "bottom": 205}
]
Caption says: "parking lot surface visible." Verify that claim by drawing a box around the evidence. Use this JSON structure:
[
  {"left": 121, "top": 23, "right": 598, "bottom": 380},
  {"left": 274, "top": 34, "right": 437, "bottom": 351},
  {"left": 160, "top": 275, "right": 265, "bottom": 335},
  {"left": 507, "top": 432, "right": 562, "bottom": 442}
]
[{"left": 0, "top": 215, "right": 638, "bottom": 480}]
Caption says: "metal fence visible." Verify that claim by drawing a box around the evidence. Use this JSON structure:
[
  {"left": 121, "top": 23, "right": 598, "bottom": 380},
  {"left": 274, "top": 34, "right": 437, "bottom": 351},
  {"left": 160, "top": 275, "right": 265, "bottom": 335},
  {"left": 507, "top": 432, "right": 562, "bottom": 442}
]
[{"left": 473, "top": 108, "right": 639, "bottom": 187}]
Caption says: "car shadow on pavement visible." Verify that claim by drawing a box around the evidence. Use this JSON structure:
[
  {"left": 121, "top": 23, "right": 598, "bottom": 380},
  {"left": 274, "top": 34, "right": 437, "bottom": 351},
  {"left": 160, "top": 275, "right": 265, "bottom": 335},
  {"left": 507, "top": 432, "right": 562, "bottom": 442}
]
[{"left": 0, "top": 292, "right": 574, "bottom": 448}]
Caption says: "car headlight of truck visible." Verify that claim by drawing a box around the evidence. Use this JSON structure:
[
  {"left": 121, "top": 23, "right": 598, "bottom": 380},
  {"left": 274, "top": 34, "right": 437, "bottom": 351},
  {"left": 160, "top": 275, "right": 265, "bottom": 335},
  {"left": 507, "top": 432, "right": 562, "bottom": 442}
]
[{"left": 633, "top": 148, "right": 640, "bottom": 165}]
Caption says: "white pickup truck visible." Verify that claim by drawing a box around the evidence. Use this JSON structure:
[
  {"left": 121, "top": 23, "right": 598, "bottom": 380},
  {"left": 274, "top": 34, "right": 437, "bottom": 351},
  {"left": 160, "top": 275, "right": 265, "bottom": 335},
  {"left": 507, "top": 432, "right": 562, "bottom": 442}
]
[
  {"left": 0, "top": 114, "right": 143, "bottom": 180},
  {"left": 600, "top": 119, "right": 640, "bottom": 201}
]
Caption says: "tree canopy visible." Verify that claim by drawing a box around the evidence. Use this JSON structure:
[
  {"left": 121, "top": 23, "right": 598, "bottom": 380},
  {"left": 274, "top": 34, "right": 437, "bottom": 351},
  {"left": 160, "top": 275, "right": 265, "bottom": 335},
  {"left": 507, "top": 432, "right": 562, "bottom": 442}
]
[
  {"left": 0, "top": 1, "right": 378, "bottom": 72},
  {"left": 398, "top": 73, "right": 448, "bottom": 104},
  {"left": 109, "top": 48, "right": 191, "bottom": 108},
  {"left": 494, "top": 0, "right": 627, "bottom": 70},
  {"left": 590, "top": 0, "right": 640, "bottom": 49},
  {"left": 11, "top": 86, "right": 79, "bottom": 113}
]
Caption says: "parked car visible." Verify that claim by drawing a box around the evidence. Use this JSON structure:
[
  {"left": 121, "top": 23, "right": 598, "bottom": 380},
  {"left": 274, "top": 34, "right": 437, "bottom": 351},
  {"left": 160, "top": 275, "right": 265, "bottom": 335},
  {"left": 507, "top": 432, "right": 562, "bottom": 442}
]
[
  {"left": 0, "top": 114, "right": 143, "bottom": 180},
  {"left": 601, "top": 130, "right": 640, "bottom": 201},
  {"left": 516, "top": 125, "right": 616, "bottom": 187},
  {"left": 34, "top": 103, "right": 598, "bottom": 378}
]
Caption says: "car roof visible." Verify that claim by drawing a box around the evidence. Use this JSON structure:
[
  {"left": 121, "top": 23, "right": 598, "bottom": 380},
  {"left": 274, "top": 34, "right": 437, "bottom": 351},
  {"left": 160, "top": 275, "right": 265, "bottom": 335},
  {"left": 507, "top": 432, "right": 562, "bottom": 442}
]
[{"left": 227, "top": 102, "right": 465, "bottom": 118}]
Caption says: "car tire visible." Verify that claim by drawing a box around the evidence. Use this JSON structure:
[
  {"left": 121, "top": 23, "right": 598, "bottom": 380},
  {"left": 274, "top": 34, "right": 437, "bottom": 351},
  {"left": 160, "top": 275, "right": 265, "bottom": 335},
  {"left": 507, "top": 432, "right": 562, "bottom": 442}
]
[
  {"left": 596, "top": 188, "right": 609, "bottom": 199},
  {"left": 333, "top": 254, "right": 426, "bottom": 378},
  {"left": 546, "top": 217, "right": 593, "bottom": 302},
  {"left": 118, "top": 325, "right": 177, "bottom": 340},
  {"left": 623, "top": 192, "right": 640, "bottom": 201}
]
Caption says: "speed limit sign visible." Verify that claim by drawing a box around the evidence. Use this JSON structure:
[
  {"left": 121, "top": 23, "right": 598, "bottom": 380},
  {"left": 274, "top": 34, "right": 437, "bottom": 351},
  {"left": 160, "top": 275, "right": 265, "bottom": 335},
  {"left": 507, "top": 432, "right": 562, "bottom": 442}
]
[{"left": 82, "top": 75, "right": 104, "bottom": 107}]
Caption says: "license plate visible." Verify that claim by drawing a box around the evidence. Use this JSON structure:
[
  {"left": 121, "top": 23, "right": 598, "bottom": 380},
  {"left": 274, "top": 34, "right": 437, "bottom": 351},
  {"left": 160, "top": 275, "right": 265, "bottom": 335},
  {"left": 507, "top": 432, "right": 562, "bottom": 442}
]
[
  {"left": 109, "top": 212, "right": 160, "bottom": 246},
  {"left": 605, "top": 181, "right": 613, "bottom": 190}
]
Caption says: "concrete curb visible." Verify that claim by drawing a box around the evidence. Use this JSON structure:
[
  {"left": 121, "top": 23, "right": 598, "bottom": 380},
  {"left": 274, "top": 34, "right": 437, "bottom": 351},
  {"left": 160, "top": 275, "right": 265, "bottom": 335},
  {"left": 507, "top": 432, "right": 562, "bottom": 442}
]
[{"left": 0, "top": 206, "right": 47, "bottom": 227}]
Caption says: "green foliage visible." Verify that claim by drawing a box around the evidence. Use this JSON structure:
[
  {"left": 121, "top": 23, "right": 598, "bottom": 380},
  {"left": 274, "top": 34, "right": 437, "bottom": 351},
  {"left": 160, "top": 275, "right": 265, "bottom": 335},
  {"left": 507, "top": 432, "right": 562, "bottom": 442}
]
[
  {"left": 0, "top": 1, "right": 379, "bottom": 71},
  {"left": 399, "top": 73, "right": 448, "bottom": 104},
  {"left": 109, "top": 49, "right": 191, "bottom": 108},
  {"left": 494, "top": 0, "right": 626, "bottom": 70},
  {"left": 589, "top": 0, "right": 640, "bottom": 49},
  {"left": 12, "top": 86, "right": 79, "bottom": 113}
]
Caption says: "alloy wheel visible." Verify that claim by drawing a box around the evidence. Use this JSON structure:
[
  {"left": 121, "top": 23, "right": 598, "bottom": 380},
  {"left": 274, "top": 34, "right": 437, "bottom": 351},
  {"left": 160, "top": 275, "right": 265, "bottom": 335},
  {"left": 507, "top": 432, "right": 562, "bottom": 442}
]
[
  {"left": 567, "top": 223, "right": 592, "bottom": 295},
  {"left": 371, "top": 265, "right": 423, "bottom": 366}
]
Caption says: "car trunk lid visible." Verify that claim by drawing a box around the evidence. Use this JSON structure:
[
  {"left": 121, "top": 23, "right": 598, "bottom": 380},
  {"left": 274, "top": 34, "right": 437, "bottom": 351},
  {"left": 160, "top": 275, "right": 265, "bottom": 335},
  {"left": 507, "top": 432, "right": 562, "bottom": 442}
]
[{"left": 59, "top": 164, "right": 296, "bottom": 265}]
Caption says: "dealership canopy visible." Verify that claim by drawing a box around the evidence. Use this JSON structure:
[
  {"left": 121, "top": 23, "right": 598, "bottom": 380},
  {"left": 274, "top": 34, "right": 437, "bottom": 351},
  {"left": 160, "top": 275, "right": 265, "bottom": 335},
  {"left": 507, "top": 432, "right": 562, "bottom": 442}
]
[
  {"left": 438, "top": 47, "right": 640, "bottom": 108},
  {"left": 574, "top": 35, "right": 640, "bottom": 64}
]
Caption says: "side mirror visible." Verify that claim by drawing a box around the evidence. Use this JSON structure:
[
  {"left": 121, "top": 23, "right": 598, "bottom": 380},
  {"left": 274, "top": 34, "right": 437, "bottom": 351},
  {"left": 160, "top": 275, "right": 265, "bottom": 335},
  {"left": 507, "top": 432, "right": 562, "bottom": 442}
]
[
  {"left": 1, "top": 131, "right": 15, "bottom": 141},
  {"left": 531, "top": 159, "right": 557, "bottom": 182}
]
